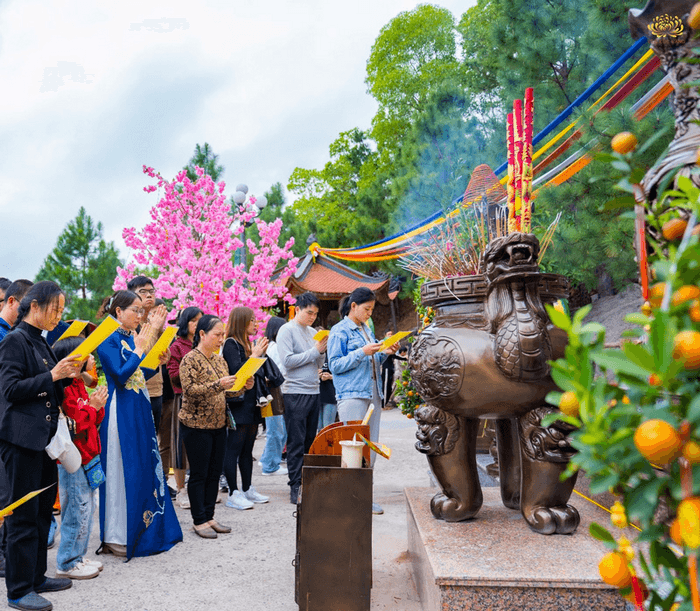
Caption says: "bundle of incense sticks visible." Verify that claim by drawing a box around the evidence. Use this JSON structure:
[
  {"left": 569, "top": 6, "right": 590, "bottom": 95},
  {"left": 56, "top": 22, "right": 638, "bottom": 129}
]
[{"left": 507, "top": 88, "right": 534, "bottom": 233}]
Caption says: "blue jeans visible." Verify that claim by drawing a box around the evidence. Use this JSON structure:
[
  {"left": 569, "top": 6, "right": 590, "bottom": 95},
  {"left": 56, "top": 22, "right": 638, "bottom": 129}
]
[
  {"left": 259, "top": 415, "right": 287, "bottom": 474},
  {"left": 57, "top": 464, "right": 96, "bottom": 571},
  {"left": 318, "top": 403, "right": 337, "bottom": 431}
]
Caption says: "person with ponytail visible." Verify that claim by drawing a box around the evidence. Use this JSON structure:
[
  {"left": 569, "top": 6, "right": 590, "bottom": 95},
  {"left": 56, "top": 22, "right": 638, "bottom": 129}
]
[
  {"left": 178, "top": 315, "right": 240, "bottom": 538},
  {"left": 327, "top": 287, "right": 399, "bottom": 515},
  {"left": 0, "top": 281, "right": 84, "bottom": 610},
  {"left": 95, "top": 291, "right": 182, "bottom": 559}
]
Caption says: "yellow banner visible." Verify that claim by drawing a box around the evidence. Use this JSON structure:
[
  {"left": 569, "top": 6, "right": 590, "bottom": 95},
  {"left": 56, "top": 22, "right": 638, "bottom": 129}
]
[
  {"left": 227, "top": 357, "right": 266, "bottom": 392},
  {"left": 56, "top": 320, "right": 89, "bottom": 342},
  {"left": 68, "top": 316, "right": 120, "bottom": 362},
  {"left": 140, "top": 326, "right": 177, "bottom": 370},
  {"left": 356, "top": 433, "right": 391, "bottom": 460},
  {"left": 0, "top": 484, "right": 56, "bottom": 518},
  {"left": 380, "top": 331, "right": 412, "bottom": 350}
]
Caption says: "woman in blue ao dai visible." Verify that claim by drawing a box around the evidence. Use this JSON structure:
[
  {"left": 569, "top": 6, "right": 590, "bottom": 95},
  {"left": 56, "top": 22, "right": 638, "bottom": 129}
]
[{"left": 96, "top": 290, "right": 182, "bottom": 559}]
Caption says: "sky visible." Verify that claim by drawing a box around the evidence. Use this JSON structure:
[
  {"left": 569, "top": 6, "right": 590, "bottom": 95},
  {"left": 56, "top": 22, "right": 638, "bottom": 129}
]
[{"left": 0, "top": 0, "right": 473, "bottom": 281}]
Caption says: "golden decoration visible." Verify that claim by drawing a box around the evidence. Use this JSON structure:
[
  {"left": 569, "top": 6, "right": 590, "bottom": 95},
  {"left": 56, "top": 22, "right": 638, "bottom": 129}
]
[
  {"left": 143, "top": 510, "right": 153, "bottom": 528},
  {"left": 648, "top": 14, "right": 684, "bottom": 38}
]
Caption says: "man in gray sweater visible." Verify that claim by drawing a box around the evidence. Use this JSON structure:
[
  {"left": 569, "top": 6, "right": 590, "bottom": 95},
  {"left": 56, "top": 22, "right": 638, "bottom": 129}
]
[{"left": 277, "top": 292, "right": 327, "bottom": 504}]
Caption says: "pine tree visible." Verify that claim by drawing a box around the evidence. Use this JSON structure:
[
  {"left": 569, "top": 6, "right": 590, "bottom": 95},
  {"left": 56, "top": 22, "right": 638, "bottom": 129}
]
[
  {"left": 184, "top": 142, "right": 224, "bottom": 183},
  {"left": 36, "top": 207, "right": 122, "bottom": 320}
]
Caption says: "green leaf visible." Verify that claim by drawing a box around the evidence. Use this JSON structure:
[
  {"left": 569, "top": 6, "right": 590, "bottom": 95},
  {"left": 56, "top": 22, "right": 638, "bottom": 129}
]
[
  {"left": 688, "top": 394, "right": 700, "bottom": 424},
  {"left": 589, "top": 522, "right": 616, "bottom": 544},
  {"left": 550, "top": 368, "right": 577, "bottom": 392},
  {"left": 590, "top": 350, "right": 649, "bottom": 380},
  {"left": 545, "top": 304, "right": 570, "bottom": 331},
  {"left": 624, "top": 313, "right": 651, "bottom": 325},
  {"left": 650, "top": 540, "right": 684, "bottom": 571},
  {"left": 589, "top": 472, "right": 619, "bottom": 495},
  {"left": 580, "top": 322, "right": 606, "bottom": 336},
  {"left": 611, "top": 160, "right": 631, "bottom": 172},
  {"left": 601, "top": 196, "right": 636, "bottom": 211},
  {"left": 621, "top": 342, "right": 655, "bottom": 373}
]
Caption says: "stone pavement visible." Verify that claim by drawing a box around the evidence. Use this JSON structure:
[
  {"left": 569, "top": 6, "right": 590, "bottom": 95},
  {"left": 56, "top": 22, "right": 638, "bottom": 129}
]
[{"left": 40, "top": 408, "right": 431, "bottom": 611}]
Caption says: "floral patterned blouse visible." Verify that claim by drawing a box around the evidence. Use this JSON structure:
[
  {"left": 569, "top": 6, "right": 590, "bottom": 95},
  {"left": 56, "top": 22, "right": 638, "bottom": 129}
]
[{"left": 179, "top": 348, "right": 232, "bottom": 429}]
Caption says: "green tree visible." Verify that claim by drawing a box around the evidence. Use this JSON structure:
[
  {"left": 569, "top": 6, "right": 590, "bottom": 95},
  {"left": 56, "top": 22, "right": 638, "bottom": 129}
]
[
  {"left": 534, "top": 106, "right": 672, "bottom": 292},
  {"left": 246, "top": 182, "right": 308, "bottom": 259},
  {"left": 288, "top": 128, "right": 392, "bottom": 252},
  {"left": 184, "top": 142, "right": 224, "bottom": 183},
  {"left": 366, "top": 5, "right": 462, "bottom": 150},
  {"left": 36, "top": 207, "right": 122, "bottom": 320}
]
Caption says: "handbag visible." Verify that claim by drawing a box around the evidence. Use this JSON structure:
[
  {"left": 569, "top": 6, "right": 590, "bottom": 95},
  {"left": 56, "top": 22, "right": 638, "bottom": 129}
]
[
  {"left": 45, "top": 412, "right": 82, "bottom": 474},
  {"left": 226, "top": 407, "right": 237, "bottom": 430},
  {"left": 83, "top": 456, "right": 106, "bottom": 489},
  {"left": 262, "top": 357, "right": 284, "bottom": 389}
]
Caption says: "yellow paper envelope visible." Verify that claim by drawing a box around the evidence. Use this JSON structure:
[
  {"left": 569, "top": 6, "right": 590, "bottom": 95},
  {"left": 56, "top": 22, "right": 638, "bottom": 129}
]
[
  {"left": 227, "top": 357, "right": 266, "bottom": 392},
  {"left": 380, "top": 331, "right": 412, "bottom": 350},
  {"left": 313, "top": 329, "right": 329, "bottom": 341},
  {"left": 56, "top": 320, "right": 89, "bottom": 342},
  {"left": 140, "top": 326, "right": 177, "bottom": 370},
  {"left": 356, "top": 433, "right": 391, "bottom": 460},
  {"left": 68, "top": 316, "right": 120, "bottom": 361},
  {"left": 0, "top": 484, "right": 56, "bottom": 518}
]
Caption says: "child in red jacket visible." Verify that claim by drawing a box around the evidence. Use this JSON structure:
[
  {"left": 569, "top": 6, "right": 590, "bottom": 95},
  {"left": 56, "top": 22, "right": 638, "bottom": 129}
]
[{"left": 51, "top": 337, "right": 108, "bottom": 580}]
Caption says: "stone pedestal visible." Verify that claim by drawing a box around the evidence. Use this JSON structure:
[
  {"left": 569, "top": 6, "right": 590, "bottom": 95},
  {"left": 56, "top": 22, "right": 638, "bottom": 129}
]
[{"left": 406, "top": 487, "right": 625, "bottom": 611}]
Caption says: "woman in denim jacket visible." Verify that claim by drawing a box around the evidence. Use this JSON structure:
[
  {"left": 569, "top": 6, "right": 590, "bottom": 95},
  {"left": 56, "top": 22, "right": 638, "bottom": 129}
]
[{"left": 327, "top": 287, "right": 398, "bottom": 514}]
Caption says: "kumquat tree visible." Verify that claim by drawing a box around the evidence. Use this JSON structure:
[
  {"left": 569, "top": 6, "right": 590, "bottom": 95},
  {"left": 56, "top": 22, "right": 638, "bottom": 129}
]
[{"left": 544, "top": 134, "right": 700, "bottom": 610}]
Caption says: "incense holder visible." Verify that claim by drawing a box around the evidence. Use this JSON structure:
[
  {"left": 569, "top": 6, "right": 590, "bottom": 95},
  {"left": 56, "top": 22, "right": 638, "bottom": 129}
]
[{"left": 408, "top": 232, "right": 578, "bottom": 535}]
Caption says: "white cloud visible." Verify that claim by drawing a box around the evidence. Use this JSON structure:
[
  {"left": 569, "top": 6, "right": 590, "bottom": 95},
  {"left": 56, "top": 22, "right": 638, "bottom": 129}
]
[{"left": 0, "top": 0, "right": 473, "bottom": 280}]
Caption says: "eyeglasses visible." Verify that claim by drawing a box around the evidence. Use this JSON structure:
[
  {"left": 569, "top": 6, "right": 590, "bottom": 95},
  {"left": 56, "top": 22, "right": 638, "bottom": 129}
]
[
  {"left": 126, "top": 306, "right": 145, "bottom": 315},
  {"left": 137, "top": 289, "right": 156, "bottom": 296}
]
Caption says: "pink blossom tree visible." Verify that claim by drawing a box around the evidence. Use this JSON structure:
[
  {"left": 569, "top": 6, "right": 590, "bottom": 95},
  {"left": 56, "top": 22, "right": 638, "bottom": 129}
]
[{"left": 114, "top": 165, "right": 298, "bottom": 323}]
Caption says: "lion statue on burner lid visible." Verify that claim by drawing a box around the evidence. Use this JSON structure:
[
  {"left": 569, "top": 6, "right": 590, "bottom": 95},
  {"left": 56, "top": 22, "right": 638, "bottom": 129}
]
[{"left": 408, "top": 231, "right": 580, "bottom": 535}]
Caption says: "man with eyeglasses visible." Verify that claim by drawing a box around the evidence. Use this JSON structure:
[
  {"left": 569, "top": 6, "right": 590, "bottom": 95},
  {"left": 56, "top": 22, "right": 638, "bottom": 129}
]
[
  {"left": 126, "top": 277, "right": 170, "bottom": 475},
  {"left": 276, "top": 292, "right": 327, "bottom": 505},
  {"left": 0, "top": 281, "right": 33, "bottom": 343}
]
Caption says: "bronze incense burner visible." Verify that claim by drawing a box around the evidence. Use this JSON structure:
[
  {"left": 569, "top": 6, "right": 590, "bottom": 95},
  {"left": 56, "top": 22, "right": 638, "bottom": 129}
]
[{"left": 408, "top": 232, "right": 580, "bottom": 535}]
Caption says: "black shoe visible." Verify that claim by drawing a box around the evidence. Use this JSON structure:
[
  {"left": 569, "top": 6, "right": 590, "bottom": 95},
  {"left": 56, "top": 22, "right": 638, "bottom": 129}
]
[
  {"left": 219, "top": 475, "right": 228, "bottom": 493},
  {"left": 8, "top": 593, "right": 53, "bottom": 611},
  {"left": 35, "top": 578, "right": 72, "bottom": 593},
  {"left": 168, "top": 486, "right": 177, "bottom": 499},
  {"left": 290, "top": 485, "right": 299, "bottom": 505}
]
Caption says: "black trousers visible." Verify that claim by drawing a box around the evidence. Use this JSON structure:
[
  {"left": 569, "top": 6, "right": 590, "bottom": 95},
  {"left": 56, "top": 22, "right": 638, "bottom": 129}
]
[
  {"left": 223, "top": 424, "right": 256, "bottom": 493},
  {"left": 150, "top": 395, "right": 163, "bottom": 433},
  {"left": 180, "top": 425, "right": 226, "bottom": 526},
  {"left": 0, "top": 441, "right": 57, "bottom": 600},
  {"left": 283, "top": 394, "right": 320, "bottom": 489}
]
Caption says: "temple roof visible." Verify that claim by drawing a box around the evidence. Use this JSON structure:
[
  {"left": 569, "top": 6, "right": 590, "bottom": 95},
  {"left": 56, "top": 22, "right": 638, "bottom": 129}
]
[{"left": 284, "top": 251, "right": 394, "bottom": 304}]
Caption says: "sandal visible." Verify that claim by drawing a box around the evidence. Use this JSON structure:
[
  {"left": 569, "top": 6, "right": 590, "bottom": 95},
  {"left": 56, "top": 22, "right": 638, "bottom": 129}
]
[
  {"left": 207, "top": 520, "right": 231, "bottom": 533},
  {"left": 99, "top": 542, "right": 127, "bottom": 557},
  {"left": 192, "top": 524, "right": 217, "bottom": 539}
]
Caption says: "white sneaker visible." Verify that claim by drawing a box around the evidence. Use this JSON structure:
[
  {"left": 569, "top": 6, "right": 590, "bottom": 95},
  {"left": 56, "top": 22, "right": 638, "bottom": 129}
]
[
  {"left": 176, "top": 490, "right": 190, "bottom": 509},
  {"left": 56, "top": 560, "right": 100, "bottom": 580},
  {"left": 244, "top": 486, "right": 269, "bottom": 504},
  {"left": 226, "top": 490, "right": 254, "bottom": 510},
  {"left": 84, "top": 558, "right": 103, "bottom": 572},
  {"left": 261, "top": 466, "right": 288, "bottom": 476}
]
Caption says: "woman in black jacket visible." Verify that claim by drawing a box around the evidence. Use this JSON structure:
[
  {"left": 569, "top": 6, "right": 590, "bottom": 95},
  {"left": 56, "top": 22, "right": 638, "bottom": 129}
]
[
  {"left": 222, "top": 307, "right": 269, "bottom": 510},
  {"left": 0, "top": 281, "right": 83, "bottom": 611}
]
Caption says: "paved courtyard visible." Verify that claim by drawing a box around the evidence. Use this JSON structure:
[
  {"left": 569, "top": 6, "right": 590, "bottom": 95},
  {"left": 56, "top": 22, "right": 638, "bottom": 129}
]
[{"left": 42, "top": 408, "right": 430, "bottom": 611}]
